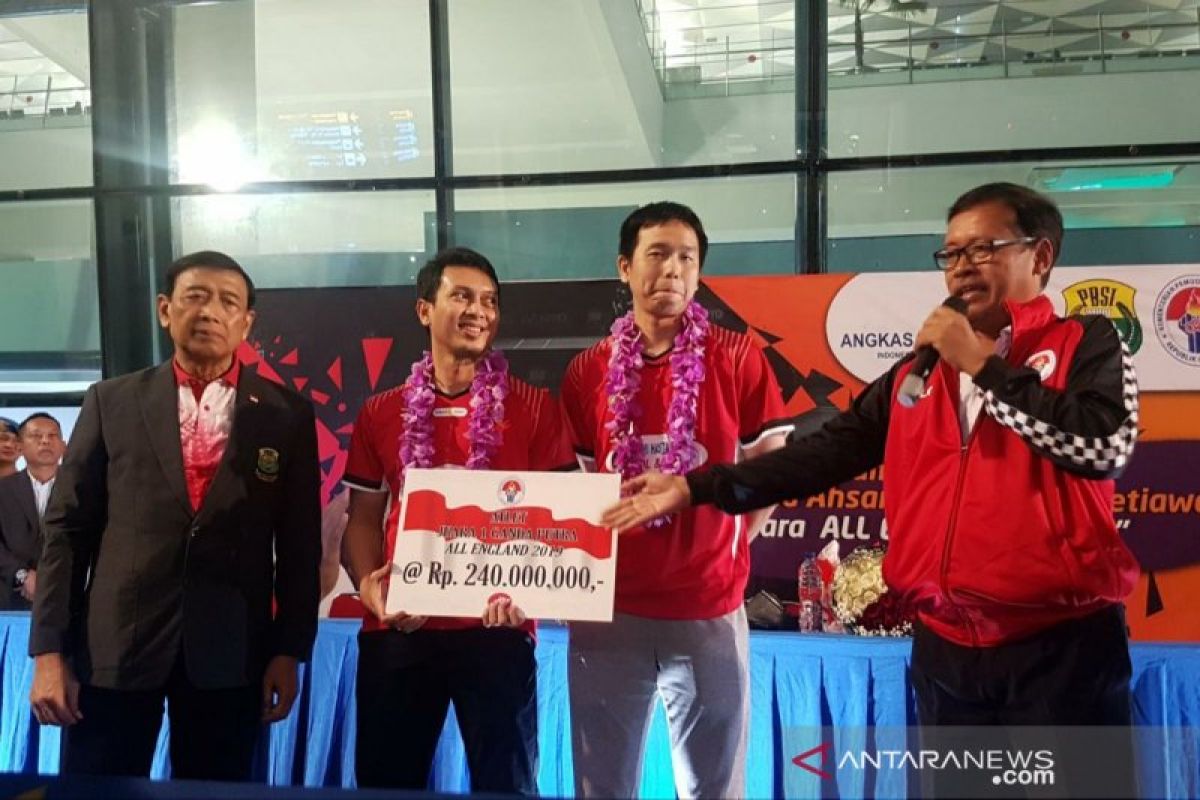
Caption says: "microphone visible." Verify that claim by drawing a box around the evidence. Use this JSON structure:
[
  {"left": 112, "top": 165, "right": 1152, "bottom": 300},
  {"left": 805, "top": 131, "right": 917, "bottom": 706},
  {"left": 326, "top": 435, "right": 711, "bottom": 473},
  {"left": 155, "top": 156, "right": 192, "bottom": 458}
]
[{"left": 896, "top": 295, "right": 969, "bottom": 409}]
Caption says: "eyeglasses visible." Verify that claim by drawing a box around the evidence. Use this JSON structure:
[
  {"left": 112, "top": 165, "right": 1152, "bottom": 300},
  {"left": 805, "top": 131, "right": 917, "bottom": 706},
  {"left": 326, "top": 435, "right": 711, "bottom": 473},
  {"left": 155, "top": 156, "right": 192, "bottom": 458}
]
[{"left": 932, "top": 237, "right": 1037, "bottom": 271}]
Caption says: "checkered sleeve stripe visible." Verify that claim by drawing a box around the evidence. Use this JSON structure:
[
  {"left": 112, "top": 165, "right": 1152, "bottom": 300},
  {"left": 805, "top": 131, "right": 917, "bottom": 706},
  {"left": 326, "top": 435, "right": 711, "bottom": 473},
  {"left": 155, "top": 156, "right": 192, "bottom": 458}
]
[{"left": 983, "top": 339, "right": 1139, "bottom": 474}]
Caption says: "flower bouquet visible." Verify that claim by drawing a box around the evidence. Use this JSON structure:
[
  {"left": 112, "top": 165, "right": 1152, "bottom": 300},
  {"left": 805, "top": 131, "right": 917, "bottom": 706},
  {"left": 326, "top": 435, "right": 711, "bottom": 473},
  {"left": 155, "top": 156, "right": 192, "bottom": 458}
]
[{"left": 830, "top": 545, "right": 914, "bottom": 637}]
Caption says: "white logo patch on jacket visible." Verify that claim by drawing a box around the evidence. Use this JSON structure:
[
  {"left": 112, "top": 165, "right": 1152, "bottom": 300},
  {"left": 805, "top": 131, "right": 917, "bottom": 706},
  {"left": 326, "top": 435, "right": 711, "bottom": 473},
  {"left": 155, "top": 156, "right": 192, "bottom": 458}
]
[{"left": 1025, "top": 349, "right": 1057, "bottom": 380}]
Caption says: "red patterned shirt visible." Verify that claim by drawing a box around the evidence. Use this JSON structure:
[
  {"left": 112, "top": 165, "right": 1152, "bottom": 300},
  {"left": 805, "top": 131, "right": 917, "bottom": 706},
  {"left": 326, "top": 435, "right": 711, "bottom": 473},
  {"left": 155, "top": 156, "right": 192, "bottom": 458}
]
[
  {"left": 344, "top": 374, "right": 574, "bottom": 632},
  {"left": 561, "top": 325, "right": 791, "bottom": 619},
  {"left": 173, "top": 359, "right": 240, "bottom": 513}
]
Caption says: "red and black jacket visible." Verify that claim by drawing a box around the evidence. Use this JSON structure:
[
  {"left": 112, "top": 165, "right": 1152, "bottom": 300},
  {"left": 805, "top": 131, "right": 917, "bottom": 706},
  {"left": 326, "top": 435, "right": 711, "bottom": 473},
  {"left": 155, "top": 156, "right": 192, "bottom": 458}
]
[{"left": 689, "top": 294, "right": 1140, "bottom": 646}]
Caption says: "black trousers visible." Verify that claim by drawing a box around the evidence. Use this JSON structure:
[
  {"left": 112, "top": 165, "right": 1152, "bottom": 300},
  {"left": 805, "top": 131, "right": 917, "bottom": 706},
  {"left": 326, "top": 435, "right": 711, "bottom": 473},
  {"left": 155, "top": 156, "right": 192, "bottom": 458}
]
[
  {"left": 355, "top": 626, "right": 538, "bottom": 795},
  {"left": 63, "top": 655, "right": 261, "bottom": 782},
  {"left": 912, "top": 604, "right": 1137, "bottom": 799}
]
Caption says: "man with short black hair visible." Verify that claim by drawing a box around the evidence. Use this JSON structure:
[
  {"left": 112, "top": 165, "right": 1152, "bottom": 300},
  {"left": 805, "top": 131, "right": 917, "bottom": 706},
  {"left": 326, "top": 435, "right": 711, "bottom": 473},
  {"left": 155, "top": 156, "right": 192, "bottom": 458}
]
[
  {"left": 561, "top": 202, "right": 791, "bottom": 798},
  {"left": 0, "top": 413, "right": 66, "bottom": 610},
  {"left": 344, "top": 246, "right": 573, "bottom": 794},
  {"left": 29, "top": 250, "right": 321, "bottom": 782},
  {"left": 945, "top": 181, "right": 1063, "bottom": 289}
]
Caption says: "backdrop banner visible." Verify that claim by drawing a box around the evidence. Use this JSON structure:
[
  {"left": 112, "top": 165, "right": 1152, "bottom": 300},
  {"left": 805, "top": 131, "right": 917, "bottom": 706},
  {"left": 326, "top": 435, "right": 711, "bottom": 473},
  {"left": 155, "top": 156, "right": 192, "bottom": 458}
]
[{"left": 244, "top": 265, "right": 1200, "bottom": 641}]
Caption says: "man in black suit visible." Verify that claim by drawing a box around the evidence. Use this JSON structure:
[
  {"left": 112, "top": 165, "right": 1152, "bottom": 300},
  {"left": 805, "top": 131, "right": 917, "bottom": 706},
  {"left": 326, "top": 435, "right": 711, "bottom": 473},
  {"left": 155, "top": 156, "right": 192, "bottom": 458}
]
[
  {"left": 0, "top": 413, "right": 66, "bottom": 610},
  {"left": 29, "top": 251, "right": 321, "bottom": 782}
]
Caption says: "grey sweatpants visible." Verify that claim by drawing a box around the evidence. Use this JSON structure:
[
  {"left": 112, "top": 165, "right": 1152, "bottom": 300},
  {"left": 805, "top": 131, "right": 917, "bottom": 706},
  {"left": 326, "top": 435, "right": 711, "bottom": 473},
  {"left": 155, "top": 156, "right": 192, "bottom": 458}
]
[{"left": 568, "top": 607, "right": 750, "bottom": 799}]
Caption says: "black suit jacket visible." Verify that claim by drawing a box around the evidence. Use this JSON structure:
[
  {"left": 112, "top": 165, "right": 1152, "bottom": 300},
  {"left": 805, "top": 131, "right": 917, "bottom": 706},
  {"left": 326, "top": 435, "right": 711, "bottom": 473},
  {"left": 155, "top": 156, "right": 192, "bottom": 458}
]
[
  {"left": 31, "top": 362, "right": 321, "bottom": 691},
  {"left": 0, "top": 470, "right": 41, "bottom": 611}
]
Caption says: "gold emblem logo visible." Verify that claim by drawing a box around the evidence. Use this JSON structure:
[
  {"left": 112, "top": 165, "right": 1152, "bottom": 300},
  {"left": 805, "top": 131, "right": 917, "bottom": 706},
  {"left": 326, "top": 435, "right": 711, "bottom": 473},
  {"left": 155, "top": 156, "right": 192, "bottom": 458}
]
[
  {"left": 256, "top": 447, "right": 280, "bottom": 482},
  {"left": 1062, "top": 279, "right": 1142, "bottom": 354}
]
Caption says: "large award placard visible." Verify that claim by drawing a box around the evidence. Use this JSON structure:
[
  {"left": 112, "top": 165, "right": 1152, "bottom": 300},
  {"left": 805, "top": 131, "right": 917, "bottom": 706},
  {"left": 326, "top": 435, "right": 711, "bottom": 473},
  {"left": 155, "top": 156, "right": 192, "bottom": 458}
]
[{"left": 386, "top": 468, "right": 621, "bottom": 621}]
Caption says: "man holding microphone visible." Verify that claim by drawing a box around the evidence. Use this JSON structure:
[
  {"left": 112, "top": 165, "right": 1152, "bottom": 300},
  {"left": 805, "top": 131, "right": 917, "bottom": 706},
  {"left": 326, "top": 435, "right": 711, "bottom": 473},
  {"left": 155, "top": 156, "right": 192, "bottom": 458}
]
[{"left": 607, "top": 184, "right": 1140, "bottom": 796}]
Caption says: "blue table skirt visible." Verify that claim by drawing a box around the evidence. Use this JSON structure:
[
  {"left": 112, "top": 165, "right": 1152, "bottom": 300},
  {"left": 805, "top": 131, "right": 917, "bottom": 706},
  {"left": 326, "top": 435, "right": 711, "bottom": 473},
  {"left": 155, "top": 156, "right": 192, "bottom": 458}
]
[{"left": 2, "top": 613, "right": 1197, "bottom": 798}]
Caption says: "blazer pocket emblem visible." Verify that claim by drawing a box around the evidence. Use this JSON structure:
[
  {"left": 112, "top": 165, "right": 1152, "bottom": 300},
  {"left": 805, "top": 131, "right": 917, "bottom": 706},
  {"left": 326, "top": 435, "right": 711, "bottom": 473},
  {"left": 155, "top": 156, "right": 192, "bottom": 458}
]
[{"left": 256, "top": 447, "right": 281, "bottom": 482}]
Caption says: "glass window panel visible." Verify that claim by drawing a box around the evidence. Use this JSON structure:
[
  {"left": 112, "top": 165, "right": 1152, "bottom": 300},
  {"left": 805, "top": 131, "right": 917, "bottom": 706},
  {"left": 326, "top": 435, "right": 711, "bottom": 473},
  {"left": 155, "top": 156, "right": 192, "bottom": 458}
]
[
  {"left": 0, "top": 8, "right": 92, "bottom": 190},
  {"left": 453, "top": 175, "right": 797, "bottom": 278},
  {"left": 173, "top": 191, "right": 437, "bottom": 288},
  {"left": 169, "top": 0, "right": 433, "bottom": 186},
  {"left": 828, "top": 158, "right": 1200, "bottom": 272},
  {"left": 449, "top": 0, "right": 795, "bottom": 174},
  {"left": 0, "top": 199, "right": 99, "bottom": 395},
  {"left": 827, "top": 0, "right": 1200, "bottom": 158}
]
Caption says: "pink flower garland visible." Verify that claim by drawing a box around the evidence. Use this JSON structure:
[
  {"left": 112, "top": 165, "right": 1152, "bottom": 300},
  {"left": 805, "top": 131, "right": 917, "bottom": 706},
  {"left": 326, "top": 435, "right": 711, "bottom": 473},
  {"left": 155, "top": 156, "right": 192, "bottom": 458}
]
[
  {"left": 399, "top": 349, "right": 509, "bottom": 486},
  {"left": 605, "top": 300, "right": 708, "bottom": 525}
]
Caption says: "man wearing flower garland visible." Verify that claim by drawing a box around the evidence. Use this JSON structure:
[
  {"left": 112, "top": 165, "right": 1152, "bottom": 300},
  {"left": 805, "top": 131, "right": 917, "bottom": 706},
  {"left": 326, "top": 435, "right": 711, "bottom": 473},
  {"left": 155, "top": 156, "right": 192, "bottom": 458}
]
[
  {"left": 560, "top": 202, "right": 792, "bottom": 798},
  {"left": 342, "top": 247, "right": 574, "bottom": 794},
  {"left": 607, "top": 184, "right": 1140, "bottom": 797}
]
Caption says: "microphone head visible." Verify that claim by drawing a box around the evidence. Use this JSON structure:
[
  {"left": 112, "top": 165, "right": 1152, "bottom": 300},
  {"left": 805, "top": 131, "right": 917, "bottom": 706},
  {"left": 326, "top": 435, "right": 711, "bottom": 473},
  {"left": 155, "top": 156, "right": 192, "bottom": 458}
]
[
  {"left": 897, "top": 372, "right": 925, "bottom": 408},
  {"left": 898, "top": 296, "right": 967, "bottom": 410},
  {"left": 944, "top": 295, "right": 969, "bottom": 315}
]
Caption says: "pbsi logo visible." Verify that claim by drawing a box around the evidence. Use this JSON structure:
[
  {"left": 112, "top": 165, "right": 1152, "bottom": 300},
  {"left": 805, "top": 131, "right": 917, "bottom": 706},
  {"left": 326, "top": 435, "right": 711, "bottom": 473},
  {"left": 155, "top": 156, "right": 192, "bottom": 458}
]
[
  {"left": 498, "top": 478, "right": 525, "bottom": 506},
  {"left": 1062, "top": 279, "right": 1142, "bottom": 354}
]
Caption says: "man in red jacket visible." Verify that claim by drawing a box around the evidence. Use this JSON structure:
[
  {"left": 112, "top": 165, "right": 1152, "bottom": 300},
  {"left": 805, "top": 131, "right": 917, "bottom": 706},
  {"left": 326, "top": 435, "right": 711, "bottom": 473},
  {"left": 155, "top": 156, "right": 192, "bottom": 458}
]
[{"left": 607, "top": 183, "right": 1140, "bottom": 797}]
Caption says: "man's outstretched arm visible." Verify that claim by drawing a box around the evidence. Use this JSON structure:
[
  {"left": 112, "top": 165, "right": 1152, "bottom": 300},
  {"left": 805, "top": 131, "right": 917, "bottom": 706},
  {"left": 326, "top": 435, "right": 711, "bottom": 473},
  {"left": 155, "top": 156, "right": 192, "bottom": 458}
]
[{"left": 604, "top": 361, "right": 902, "bottom": 531}]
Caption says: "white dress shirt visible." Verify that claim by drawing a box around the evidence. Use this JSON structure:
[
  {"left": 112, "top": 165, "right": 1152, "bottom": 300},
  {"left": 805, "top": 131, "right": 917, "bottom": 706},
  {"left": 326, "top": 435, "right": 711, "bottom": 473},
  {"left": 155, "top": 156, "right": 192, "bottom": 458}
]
[
  {"left": 958, "top": 326, "right": 1012, "bottom": 439},
  {"left": 30, "top": 473, "right": 56, "bottom": 518}
]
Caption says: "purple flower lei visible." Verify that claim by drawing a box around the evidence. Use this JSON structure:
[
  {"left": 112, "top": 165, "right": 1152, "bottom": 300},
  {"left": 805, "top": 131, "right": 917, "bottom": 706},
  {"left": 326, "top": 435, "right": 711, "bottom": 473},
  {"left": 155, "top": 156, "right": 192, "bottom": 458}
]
[
  {"left": 399, "top": 349, "right": 509, "bottom": 486},
  {"left": 605, "top": 300, "right": 708, "bottom": 524}
]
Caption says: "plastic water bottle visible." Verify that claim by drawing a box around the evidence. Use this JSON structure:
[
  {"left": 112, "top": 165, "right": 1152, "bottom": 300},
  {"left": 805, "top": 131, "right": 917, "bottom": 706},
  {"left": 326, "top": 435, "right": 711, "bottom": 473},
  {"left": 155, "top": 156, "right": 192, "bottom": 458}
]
[{"left": 798, "top": 555, "right": 822, "bottom": 632}]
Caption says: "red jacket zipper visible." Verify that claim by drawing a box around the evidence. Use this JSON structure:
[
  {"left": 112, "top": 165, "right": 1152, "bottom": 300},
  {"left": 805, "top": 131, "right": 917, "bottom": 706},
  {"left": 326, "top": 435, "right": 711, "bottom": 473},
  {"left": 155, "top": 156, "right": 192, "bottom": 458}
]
[{"left": 938, "top": 426, "right": 983, "bottom": 646}]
